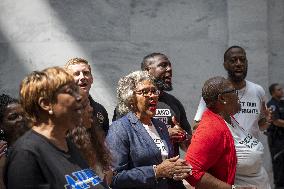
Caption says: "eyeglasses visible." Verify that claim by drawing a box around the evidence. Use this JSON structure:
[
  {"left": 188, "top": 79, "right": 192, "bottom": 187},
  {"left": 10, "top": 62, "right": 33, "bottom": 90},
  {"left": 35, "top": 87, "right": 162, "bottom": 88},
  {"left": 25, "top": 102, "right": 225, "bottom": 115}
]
[
  {"left": 220, "top": 88, "right": 238, "bottom": 95},
  {"left": 135, "top": 88, "right": 160, "bottom": 97}
]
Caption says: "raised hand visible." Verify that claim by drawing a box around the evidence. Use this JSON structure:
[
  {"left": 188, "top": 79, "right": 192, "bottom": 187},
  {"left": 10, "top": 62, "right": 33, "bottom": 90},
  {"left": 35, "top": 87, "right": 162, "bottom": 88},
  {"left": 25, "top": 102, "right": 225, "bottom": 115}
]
[
  {"left": 168, "top": 116, "right": 186, "bottom": 141},
  {"left": 264, "top": 106, "right": 273, "bottom": 123}
]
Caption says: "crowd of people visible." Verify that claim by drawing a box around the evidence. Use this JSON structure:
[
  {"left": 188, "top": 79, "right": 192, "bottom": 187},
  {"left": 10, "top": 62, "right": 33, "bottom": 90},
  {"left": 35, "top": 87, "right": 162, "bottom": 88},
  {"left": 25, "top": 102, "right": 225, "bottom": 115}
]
[{"left": 0, "top": 45, "right": 283, "bottom": 189}]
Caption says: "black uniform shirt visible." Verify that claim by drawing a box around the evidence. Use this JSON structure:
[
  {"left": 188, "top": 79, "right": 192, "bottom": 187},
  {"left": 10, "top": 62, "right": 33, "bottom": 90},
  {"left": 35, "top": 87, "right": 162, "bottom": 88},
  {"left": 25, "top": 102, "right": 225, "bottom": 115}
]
[
  {"left": 89, "top": 96, "right": 109, "bottom": 135},
  {"left": 5, "top": 130, "right": 109, "bottom": 189},
  {"left": 267, "top": 98, "right": 284, "bottom": 137}
]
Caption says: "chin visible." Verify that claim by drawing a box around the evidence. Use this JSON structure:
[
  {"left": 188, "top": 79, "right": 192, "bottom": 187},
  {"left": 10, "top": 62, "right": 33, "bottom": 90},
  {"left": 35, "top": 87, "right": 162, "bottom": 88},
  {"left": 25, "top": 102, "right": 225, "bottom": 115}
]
[
  {"left": 228, "top": 71, "right": 247, "bottom": 82},
  {"left": 229, "top": 75, "right": 246, "bottom": 82},
  {"left": 146, "top": 111, "right": 156, "bottom": 118},
  {"left": 161, "top": 82, "right": 173, "bottom": 91},
  {"left": 163, "top": 85, "right": 173, "bottom": 91},
  {"left": 154, "top": 79, "right": 173, "bottom": 91}
]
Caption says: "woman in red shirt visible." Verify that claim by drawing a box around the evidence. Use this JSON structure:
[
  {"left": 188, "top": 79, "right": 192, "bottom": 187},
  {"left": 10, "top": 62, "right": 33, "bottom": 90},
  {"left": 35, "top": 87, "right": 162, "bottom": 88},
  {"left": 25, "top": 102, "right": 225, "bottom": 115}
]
[{"left": 186, "top": 76, "right": 254, "bottom": 189}]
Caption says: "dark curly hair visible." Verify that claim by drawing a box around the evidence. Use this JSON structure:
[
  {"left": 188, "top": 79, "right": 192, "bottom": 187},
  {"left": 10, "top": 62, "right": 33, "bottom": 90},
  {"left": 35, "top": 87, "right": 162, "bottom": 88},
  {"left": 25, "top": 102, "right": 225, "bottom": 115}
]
[
  {"left": 0, "top": 94, "right": 29, "bottom": 145},
  {"left": 0, "top": 94, "right": 18, "bottom": 124}
]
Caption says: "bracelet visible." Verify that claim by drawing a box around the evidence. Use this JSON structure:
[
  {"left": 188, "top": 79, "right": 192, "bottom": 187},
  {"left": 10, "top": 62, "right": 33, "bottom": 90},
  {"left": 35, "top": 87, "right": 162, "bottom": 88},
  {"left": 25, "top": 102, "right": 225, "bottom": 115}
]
[
  {"left": 153, "top": 165, "right": 160, "bottom": 182},
  {"left": 153, "top": 165, "right": 157, "bottom": 178},
  {"left": 231, "top": 185, "right": 236, "bottom": 189}
]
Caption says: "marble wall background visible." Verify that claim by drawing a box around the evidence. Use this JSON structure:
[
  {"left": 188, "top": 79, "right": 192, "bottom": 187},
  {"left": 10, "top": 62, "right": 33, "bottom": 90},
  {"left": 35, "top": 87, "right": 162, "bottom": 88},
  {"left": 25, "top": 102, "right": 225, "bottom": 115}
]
[{"left": 0, "top": 0, "right": 283, "bottom": 187}]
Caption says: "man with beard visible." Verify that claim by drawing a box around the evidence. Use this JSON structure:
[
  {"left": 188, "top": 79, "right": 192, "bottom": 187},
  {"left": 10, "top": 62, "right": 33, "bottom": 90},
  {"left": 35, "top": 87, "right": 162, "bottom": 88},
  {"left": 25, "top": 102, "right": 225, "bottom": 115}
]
[
  {"left": 194, "top": 46, "right": 271, "bottom": 139},
  {"left": 65, "top": 58, "right": 109, "bottom": 135},
  {"left": 113, "top": 53, "right": 192, "bottom": 156}
]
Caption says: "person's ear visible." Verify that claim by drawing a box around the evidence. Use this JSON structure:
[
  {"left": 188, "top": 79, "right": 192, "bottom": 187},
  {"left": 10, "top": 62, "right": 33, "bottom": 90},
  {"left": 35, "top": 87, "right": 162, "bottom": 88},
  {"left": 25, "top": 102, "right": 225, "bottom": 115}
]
[
  {"left": 223, "top": 62, "right": 229, "bottom": 71},
  {"left": 129, "top": 96, "right": 137, "bottom": 111},
  {"left": 145, "top": 67, "right": 150, "bottom": 71},
  {"left": 217, "top": 94, "right": 227, "bottom": 105},
  {"left": 38, "top": 97, "right": 53, "bottom": 114},
  {"left": 90, "top": 74, "right": 94, "bottom": 85}
]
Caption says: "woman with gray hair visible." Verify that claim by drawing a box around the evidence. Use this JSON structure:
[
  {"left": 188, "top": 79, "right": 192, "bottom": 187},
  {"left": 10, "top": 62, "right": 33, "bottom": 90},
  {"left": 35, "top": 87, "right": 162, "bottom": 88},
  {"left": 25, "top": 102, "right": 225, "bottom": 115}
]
[{"left": 106, "top": 70, "right": 192, "bottom": 189}]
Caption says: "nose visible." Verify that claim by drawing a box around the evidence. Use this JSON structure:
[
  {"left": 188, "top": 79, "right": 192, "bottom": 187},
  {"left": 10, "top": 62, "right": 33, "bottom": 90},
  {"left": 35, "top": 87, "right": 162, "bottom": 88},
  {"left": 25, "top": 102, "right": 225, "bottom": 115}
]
[
  {"left": 78, "top": 72, "right": 86, "bottom": 79},
  {"left": 166, "top": 65, "right": 172, "bottom": 71},
  {"left": 235, "top": 58, "right": 244, "bottom": 66}
]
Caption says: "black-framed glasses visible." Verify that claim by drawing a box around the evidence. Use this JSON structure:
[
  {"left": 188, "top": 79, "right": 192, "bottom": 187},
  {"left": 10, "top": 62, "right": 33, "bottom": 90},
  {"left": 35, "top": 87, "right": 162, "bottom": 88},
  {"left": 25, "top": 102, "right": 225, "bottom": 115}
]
[
  {"left": 135, "top": 88, "right": 160, "bottom": 97},
  {"left": 220, "top": 88, "right": 238, "bottom": 95}
]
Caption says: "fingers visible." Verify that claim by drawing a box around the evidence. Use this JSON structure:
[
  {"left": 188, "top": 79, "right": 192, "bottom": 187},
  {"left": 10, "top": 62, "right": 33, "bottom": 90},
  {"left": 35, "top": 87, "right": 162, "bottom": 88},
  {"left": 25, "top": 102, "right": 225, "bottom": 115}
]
[
  {"left": 0, "top": 141, "right": 7, "bottom": 153},
  {"left": 158, "top": 157, "right": 192, "bottom": 179},
  {"left": 264, "top": 107, "right": 273, "bottom": 123},
  {"left": 172, "top": 173, "right": 190, "bottom": 180},
  {"left": 175, "top": 158, "right": 186, "bottom": 163},
  {"left": 169, "top": 159, "right": 192, "bottom": 177},
  {"left": 267, "top": 107, "right": 273, "bottom": 122},
  {"left": 0, "top": 140, "right": 7, "bottom": 147},
  {"left": 172, "top": 116, "right": 179, "bottom": 126},
  {"left": 168, "top": 127, "right": 184, "bottom": 135},
  {"left": 168, "top": 155, "right": 180, "bottom": 162},
  {"left": 0, "top": 141, "right": 7, "bottom": 158},
  {"left": 172, "top": 116, "right": 185, "bottom": 130},
  {"left": 170, "top": 164, "right": 192, "bottom": 180},
  {"left": 173, "top": 164, "right": 192, "bottom": 174},
  {"left": 168, "top": 126, "right": 186, "bottom": 142}
]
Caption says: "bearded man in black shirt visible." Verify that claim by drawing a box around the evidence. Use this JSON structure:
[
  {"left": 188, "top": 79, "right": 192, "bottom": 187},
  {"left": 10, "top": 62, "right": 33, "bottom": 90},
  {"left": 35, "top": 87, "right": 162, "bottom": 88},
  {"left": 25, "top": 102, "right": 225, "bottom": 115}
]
[{"left": 140, "top": 53, "right": 192, "bottom": 156}]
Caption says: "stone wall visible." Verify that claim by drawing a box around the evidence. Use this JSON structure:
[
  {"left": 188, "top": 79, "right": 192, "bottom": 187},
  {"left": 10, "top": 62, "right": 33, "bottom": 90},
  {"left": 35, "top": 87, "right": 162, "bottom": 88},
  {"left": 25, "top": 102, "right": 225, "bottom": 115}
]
[{"left": 0, "top": 0, "right": 283, "bottom": 187}]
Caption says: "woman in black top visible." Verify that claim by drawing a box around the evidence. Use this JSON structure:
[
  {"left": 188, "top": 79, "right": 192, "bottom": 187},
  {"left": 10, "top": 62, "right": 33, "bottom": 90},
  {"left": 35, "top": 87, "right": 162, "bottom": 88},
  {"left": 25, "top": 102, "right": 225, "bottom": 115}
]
[
  {"left": 5, "top": 67, "right": 109, "bottom": 189},
  {"left": 0, "top": 94, "right": 29, "bottom": 188}
]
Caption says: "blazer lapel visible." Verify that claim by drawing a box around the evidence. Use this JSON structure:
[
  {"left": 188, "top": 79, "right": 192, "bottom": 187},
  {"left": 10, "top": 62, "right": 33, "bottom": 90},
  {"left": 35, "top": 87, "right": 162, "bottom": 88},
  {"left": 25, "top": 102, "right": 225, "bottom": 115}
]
[{"left": 126, "top": 112, "right": 162, "bottom": 162}]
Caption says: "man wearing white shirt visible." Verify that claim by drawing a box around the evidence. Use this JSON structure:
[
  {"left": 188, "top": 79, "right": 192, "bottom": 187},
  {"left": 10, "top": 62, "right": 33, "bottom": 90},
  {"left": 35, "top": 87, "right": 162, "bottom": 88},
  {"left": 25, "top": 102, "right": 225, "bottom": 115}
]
[{"left": 194, "top": 46, "right": 271, "bottom": 139}]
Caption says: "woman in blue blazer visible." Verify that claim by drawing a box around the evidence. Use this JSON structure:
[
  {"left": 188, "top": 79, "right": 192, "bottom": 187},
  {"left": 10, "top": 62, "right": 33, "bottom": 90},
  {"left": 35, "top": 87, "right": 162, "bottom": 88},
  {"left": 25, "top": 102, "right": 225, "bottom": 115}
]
[{"left": 106, "top": 71, "right": 191, "bottom": 189}]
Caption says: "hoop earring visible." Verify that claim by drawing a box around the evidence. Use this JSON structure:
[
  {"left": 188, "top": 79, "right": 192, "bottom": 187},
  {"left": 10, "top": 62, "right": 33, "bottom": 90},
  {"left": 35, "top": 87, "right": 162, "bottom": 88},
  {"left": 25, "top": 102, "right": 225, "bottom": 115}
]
[{"left": 48, "top": 110, "right": 53, "bottom": 115}]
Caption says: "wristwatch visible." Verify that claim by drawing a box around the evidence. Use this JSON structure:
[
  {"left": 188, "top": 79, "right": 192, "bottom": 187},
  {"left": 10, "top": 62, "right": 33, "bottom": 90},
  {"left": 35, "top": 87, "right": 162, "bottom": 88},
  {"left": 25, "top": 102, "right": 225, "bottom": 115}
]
[{"left": 232, "top": 185, "right": 236, "bottom": 189}]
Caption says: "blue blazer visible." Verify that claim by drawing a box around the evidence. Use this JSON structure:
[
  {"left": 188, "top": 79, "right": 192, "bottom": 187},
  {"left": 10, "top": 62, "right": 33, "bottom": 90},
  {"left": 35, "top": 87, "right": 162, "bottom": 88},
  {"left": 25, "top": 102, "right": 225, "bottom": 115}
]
[{"left": 106, "top": 112, "right": 175, "bottom": 189}]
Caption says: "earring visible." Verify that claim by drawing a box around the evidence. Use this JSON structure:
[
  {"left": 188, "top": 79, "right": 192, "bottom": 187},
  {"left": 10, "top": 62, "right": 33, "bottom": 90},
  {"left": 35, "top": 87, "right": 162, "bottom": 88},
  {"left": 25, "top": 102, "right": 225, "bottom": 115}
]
[
  {"left": 48, "top": 110, "right": 53, "bottom": 115},
  {"left": 223, "top": 101, "right": 227, "bottom": 104}
]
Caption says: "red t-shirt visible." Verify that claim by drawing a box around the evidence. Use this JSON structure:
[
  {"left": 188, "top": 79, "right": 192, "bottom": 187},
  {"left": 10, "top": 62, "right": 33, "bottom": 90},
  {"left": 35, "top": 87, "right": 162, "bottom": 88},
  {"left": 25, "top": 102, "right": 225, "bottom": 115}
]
[{"left": 185, "top": 109, "right": 237, "bottom": 186}]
